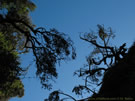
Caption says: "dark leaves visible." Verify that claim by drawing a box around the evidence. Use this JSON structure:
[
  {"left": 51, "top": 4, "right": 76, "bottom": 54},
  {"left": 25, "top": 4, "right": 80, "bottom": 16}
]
[
  {"left": 30, "top": 28, "right": 76, "bottom": 89},
  {"left": 44, "top": 91, "right": 60, "bottom": 101},
  {"left": 1, "top": 14, "right": 76, "bottom": 90},
  {"left": 72, "top": 85, "right": 91, "bottom": 96},
  {"left": 0, "top": 0, "right": 76, "bottom": 90}
]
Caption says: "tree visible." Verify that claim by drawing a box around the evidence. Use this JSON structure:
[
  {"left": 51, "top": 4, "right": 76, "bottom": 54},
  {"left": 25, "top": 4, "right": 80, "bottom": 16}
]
[
  {"left": 0, "top": 0, "right": 35, "bottom": 99},
  {"left": 45, "top": 25, "right": 130, "bottom": 101},
  {"left": 89, "top": 42, "right": 135, "bottom": 100},
  {"left": 0, "top": 0, "right": 76, "bottom": 99},
  {"left": 0, "top": 0, "right": 36, "bottom": 53},
  {"left": 0, "top": 32, "right": 24, "bottom": 100}
]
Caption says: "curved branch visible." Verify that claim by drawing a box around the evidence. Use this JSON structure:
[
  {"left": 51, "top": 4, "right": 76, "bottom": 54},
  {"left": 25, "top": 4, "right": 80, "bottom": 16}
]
[
  {"left": 92, "top": 54, "right": 114, "bottom": 66},
  {"left": 80, "top": 36, "right": 115, "bottom": 54},
  {"left": 59, "top": 92, "right": 77, "bottom": 101},
  {"left": 85, "top": 75, "right": 97, "bottom": 94}
]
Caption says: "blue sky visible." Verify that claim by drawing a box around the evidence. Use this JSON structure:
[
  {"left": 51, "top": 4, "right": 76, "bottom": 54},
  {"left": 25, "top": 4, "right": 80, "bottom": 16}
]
[{"left": 10, "top": 0, "right": 135, "bottom": 101}]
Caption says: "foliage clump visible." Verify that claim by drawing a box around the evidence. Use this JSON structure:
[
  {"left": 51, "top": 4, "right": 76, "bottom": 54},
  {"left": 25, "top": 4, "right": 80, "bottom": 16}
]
[
  {"left": 0, "top": 32, "right": 24, "bottom": 99},
  {"left": 0, "top": 1, "right": 76, "bottom": 100}
]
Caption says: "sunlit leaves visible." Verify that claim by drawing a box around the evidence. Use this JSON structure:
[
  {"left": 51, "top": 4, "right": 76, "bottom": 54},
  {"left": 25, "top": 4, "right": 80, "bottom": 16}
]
[
  {"left": 97, "top": 24, "right": 115, "bottom": 42},
  {"left": 0, "top": 0, "right": 36, "bottom": 15},
  {"left": 0, "top": 32, "right": 24, "bottom": 98},
  {"left": 0, "top": 0, "right": 35, "bottom": 54},
  {"left": 0, "top": 80, "right": 24, "bottom": 98},
  {"left": 0, "top": 32, "right": 13, "bottom": 51},
  {"left": 98, "top": 24, "right": 108, "bottom": 40}
]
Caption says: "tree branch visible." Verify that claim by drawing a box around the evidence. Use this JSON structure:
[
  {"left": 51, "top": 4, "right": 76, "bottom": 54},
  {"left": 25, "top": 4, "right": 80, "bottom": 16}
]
[
  {"left": 59, "top": 92, "right": 77, "bottom": 101},
  {"left": 80, "top": 36, "right": 115, "bottom": 54}
]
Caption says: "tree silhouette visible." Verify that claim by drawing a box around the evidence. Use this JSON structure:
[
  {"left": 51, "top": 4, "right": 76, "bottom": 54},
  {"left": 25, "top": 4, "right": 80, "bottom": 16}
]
[
  {"left": 45, "top": 25, "right": 134, "bottom": 101},
  {"left": 90, "top": 42, "right": 135, "bottom": 100},
  {"left": 0, "top": 0, "right": 76, "bottom": 99}
]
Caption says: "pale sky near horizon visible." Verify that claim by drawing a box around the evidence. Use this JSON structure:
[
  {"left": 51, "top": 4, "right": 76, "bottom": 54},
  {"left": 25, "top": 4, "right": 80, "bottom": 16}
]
[{"left": 10, "top": 0, "right": 135, "bottom": 101}]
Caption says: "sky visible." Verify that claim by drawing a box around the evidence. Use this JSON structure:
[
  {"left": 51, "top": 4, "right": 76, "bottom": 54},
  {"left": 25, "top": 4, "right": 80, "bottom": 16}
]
[{"left": 10, "top": 0, "right": 135, "bottom": 101}]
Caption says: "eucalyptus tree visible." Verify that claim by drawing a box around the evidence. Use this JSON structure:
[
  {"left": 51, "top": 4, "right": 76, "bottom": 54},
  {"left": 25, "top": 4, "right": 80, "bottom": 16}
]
[
  {"left": 0, "top": 0, "right": 76, "bottom": 100},
  {"left": 45, "top": 25, "right": 128, "bottom": 101}
]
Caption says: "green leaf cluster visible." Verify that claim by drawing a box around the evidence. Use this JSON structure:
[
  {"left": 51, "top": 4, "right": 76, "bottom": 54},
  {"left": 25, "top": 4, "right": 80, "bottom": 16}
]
[
  {"left": 0, "top": 80, "right": 24, "bottom": 98},
  {"left": 0, "top": 32, "right": 24, "bottom": 99},
  {"left": 0, "top": 0, "right": 36, "bottom": 15}
]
